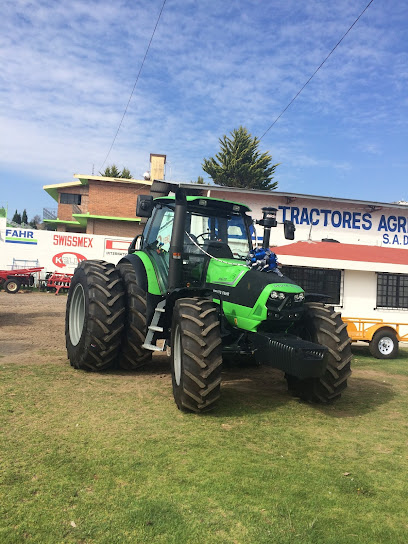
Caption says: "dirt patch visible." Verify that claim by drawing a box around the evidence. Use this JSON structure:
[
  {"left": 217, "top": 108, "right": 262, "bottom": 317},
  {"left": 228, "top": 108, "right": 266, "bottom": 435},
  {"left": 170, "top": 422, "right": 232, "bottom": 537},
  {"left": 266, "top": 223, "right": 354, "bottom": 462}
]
[{"left": 0, "top": 291, "right": 69, "bottom": 363}]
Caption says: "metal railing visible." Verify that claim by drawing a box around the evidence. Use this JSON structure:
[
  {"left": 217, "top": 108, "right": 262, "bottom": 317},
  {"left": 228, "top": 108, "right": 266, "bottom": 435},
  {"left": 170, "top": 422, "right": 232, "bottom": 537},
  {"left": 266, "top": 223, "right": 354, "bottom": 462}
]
[{"left": 43, "top": 208, "right": 58, "bottom": 220}]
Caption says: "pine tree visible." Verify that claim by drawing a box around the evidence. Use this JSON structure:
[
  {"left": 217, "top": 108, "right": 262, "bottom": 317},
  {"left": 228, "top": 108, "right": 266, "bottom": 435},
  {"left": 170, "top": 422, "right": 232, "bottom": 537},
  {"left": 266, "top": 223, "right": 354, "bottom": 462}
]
[
  {"left": 100, "top": 164, "right": 133, "bottom": 179},
  {"left": 121, "top": 167, "right": 132, "bottom": 179},
  {"left": 12, "top": 210, "right": 21, "bottom": 224},
  {"left": 100, "top": 164, "right": 121, "bottom": 178},
  {"left": 22, "top": 209, "right": 28, "bottom": 224},
  {"left": 202, "top": 126, "right": 279, "bottom": 190}
]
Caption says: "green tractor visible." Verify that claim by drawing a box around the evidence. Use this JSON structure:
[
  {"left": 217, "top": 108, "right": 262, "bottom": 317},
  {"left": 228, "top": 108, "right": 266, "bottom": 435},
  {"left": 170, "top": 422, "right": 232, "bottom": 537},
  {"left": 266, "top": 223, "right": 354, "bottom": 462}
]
[{"left": 65, "top": 186, "right": 352, "bottom": 412}]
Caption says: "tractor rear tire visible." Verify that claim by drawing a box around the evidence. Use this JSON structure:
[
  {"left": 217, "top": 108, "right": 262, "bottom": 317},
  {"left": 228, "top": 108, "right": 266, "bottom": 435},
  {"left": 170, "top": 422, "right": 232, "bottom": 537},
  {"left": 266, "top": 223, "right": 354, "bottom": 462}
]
[
  {"left": 4, "top": 278, "right": 21, "bottom": 294},
  {"left": 286, "top": 302, "right": 352, "bottom": 403},
  {"left": 171, "top": 297, "right": 223, "bottom": 413},
  {"left": 369, "top": 329, "right": 398, "bottom": 359},
  {"left": 65, "top": 260, "right": 125, "bottom": 371},
  {"left": 116, "top": 261, "right": 152, "bottom": 369}
]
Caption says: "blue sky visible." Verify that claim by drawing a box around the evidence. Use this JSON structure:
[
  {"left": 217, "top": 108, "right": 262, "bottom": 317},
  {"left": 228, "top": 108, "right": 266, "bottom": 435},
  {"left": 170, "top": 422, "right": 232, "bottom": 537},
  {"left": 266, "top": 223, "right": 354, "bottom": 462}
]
[{"left": 1, "top": 0, "right": 408, "bottom": 221}]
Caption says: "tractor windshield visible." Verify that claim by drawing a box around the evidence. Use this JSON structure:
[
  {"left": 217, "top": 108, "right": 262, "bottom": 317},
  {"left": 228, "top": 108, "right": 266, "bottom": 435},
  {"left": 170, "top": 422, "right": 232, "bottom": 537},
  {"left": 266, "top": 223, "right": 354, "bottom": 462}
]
[{"left": 186, "top": 210, "right": 251, "bottom": 260}]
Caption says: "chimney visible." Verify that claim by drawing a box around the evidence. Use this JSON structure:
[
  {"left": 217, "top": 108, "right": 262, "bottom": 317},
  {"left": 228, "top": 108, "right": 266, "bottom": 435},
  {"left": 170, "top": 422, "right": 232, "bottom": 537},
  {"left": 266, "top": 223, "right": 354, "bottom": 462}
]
[{"left": 150, "top": 153, "right": 166, "bottom": 180}]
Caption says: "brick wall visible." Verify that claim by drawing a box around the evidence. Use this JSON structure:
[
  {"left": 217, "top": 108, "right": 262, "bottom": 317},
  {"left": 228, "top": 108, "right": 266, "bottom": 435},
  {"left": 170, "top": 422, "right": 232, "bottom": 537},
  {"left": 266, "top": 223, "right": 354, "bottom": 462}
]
[
  {"left": 90, "top": 219, "right": 144, "bottom": 238},
  {"left": 88, "top": 180, "right": 150, "bottom": 218},
  {"left": 57, "top": 185, "right": 89, "bottom": 220}
]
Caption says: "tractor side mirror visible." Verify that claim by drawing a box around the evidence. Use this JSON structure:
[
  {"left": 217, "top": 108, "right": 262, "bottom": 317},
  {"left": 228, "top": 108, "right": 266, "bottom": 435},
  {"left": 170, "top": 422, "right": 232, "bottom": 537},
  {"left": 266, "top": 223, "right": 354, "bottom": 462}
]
[
  {"left": 136, "top": 195, "right": 154, "bottom": 218},
  {"left": 284, "top": 220, "right": 295, "bottom": 240}
]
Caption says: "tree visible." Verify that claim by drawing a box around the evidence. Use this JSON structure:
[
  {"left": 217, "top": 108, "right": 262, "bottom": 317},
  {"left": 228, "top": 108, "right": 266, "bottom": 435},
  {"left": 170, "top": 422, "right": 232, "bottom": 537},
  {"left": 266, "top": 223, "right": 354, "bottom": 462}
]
[
  {"left": 121, "top": 167, "right": 132, "bottom": 179},
  {"left": 100, "top": 164, "right": 133, "bottom": 179},
  {"left": 197, "top": 176, "right": 204, "bottom": 184},
  {"left": 100, "top": 164, "right": 121, "bottom": 178},
  {"left": 202, "top": 126, "right": 279, "bottom": 190},
  {"left": 29, "top": 214, "right": 42, "bottom": 229},
  {"left": 12, "top": 210, "right": 21, "bottom": 224},
  {"left": 22, "top": 209, "right": 28, "bottom": 224}
]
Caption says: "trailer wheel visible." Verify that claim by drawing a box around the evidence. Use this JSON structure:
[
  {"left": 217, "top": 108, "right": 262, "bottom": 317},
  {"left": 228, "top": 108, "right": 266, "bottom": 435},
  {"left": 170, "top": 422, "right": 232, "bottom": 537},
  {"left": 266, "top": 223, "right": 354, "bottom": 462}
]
[
  {"left": 116, "top": 261, "right": 152, "bottom": 369},
  {"left": 65, "top": 260, "right": 125, "bottom": 371},
  {"left": 171, "top": 297, "right": 223, "bottom": 413},
  {"left": 286, "top": 302, "right": 352, "bottom": 403},
  {"left": 369, "top": 329, "right": 398, "bottom": 359},
  {"left": 4, "top": 278, "right": 21, "bottom": 294}
]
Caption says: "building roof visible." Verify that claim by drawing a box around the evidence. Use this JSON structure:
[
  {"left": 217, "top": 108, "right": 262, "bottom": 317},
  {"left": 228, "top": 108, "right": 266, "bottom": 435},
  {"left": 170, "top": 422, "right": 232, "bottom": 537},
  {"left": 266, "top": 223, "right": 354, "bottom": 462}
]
[
  {"left": 274, "top": 241, "right": 408, "bottom": 274},
  {"left": 74, "top": 174, "right": 153, "bottom": 187},
  {"left": 175, "top": 182, "right": 408, "bottom": 211},
  {"left": 43, "top": 181, "right": 82, "bottom": 201},
  {"left": 43, "top": 175, "right": 153, "bottom": 202}
]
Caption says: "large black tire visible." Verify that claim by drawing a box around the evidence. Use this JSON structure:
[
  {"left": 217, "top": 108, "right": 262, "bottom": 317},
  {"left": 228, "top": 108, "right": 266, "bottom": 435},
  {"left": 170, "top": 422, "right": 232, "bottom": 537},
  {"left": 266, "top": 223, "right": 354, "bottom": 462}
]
[
  {"left": 171, "top": 298, "right": 223, "bottom": 413},
  {"left": 65, "top": 260, "right": 125, "bottom": 371},
  {"left": 4, "top": 278, "right": 21, "bottom": 294},
  {"left": 116, "top": 261, "right": 152, "bottom": 370},
  {"left": 369, "top": 329, "right": 398, "bottom": 359},
  {"left": 286, "top": 302, "right": 352, "bottom": 402}
]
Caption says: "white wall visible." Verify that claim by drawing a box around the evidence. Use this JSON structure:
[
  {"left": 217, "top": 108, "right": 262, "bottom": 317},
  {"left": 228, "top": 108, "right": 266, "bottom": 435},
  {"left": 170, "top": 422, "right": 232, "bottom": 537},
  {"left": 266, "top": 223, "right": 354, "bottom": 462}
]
[
  {"left": 207, "top": 189, "right": 408, "bottom": 249},
  {"left": 0, "top": 218, "right": 133, "bottom": 277},
  {"left": 340, "top": 270, "right": 377, "bottom": 316}
]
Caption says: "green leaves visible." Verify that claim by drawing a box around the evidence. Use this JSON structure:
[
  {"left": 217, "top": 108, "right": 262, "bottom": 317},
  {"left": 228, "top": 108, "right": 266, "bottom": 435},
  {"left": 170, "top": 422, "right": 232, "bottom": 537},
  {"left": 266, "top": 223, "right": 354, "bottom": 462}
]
[
  {"left": 202, "top": 126, "right": 279, "bottom": 190},
  {"left": 100, "top": 164, "right": 133, "bottom": 179}
]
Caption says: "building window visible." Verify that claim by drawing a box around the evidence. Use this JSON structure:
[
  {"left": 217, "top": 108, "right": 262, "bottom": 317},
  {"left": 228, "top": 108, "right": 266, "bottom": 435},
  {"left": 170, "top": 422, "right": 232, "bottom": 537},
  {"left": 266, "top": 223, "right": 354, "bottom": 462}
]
[
  {"left": 377, "top": 273, "right": 408, "bottom": 309},
  {"left": 280, "top": 265, "right": 342, "bottom": 305},
  {"left": 60, "top": 193, "right": 82, "bottom": 205}
]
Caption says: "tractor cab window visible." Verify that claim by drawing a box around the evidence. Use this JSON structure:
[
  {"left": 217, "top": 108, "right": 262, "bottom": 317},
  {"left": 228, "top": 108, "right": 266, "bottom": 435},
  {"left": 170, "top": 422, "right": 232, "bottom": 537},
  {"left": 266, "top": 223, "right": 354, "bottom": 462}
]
[
  {"left": 144, "top": 206, "right": 174, "bottom": 252},
  {"left": 143, "top": 205, "right": 174, "bottom": 293},
  {"left": 185, "top": 211, "right": 250, "bottom": 260}
]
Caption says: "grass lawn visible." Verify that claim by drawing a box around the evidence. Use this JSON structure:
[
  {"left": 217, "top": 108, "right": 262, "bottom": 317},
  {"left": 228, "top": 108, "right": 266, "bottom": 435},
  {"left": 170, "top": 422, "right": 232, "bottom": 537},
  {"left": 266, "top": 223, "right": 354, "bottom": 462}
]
[{"left": 1, "top": 347, "right": 408, "bottom": 543}]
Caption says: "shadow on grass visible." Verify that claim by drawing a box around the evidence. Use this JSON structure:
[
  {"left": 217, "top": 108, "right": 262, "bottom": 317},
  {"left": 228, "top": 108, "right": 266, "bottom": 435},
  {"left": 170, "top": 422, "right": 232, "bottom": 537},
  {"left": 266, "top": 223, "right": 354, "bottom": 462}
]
[
  {"left": 1, "top": 311, "right": 63, "bottom": 327},
  {"left": 109, "top": 355, "right": 395, "bottom": 418}
]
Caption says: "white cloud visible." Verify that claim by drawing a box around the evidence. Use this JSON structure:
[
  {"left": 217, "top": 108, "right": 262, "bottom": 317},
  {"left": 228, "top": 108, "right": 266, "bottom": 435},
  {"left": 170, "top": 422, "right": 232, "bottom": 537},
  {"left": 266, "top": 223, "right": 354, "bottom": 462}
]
[{"left": 1, "top": 0, "right": 408, "bottom": 217}]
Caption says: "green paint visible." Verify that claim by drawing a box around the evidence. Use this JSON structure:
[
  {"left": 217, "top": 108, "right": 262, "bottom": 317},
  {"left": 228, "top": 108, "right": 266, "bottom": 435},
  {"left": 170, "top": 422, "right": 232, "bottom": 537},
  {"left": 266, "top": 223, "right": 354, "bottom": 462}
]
[
  {"left": 133, "top": 251, "right": 162, "bottom": 295},
  {"left": 206, "top": 259, "right": 249, "bottom": 286},
  {"left": 5, "top": 237, "right": 37, "bottom": 243}
]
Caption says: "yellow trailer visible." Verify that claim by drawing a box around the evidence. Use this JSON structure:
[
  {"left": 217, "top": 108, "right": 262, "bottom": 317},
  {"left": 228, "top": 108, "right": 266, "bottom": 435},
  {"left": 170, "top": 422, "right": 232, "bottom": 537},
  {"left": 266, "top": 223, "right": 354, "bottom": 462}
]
[{"left": 343, "top": 317, "right": 408, "bottom": 359}]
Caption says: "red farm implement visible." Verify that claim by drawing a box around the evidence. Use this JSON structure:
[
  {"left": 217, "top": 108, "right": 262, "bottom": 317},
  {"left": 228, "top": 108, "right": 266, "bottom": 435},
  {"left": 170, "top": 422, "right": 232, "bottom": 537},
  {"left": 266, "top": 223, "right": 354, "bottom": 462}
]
[
  {"left": 0, "top": 267, "right": 44, "bottom": 294},
  {"left": 41, "top": 272, "right": 73, "bottom": 295}
]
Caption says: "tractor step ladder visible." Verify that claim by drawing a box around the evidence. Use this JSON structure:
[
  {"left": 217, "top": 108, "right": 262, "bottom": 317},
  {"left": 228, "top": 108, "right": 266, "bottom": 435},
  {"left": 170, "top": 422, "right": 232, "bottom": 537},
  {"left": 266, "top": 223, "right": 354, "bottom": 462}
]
[{"left": 142, "top": 301, "right": 166, "bottom": 352}]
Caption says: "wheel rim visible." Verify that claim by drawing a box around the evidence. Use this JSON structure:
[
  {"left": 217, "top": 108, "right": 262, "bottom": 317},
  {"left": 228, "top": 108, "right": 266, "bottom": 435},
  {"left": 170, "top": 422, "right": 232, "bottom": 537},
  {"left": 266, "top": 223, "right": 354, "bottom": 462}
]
[
  {"left": 173, "top": 324, "right": 182, "bottom": 386},
  {"left": 8, "top": 281, "right": 18, "bottom": 292},
  {"left": 378, "top": 336, "right": 394, "bottom": 355},
  {"left": 69, "top": 283, "right": 85, "bottom": 346}
]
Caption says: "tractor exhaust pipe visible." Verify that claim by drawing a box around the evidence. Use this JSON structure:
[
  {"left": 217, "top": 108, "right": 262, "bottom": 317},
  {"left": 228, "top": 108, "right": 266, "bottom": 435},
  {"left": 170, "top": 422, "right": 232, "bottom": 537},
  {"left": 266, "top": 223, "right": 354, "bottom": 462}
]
[
  {"left": 257, "top": 207, "right": 277, "bottom": 249},
  {"left": 168, "top": 188, "right": 187, "bottom": 292}
]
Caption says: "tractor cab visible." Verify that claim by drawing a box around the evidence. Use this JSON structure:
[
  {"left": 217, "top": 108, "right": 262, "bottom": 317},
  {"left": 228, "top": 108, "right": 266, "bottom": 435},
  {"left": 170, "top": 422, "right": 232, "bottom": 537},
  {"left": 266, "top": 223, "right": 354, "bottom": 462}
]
[{"left": 137, "top": 195, "right": 253, "bottom": 292}]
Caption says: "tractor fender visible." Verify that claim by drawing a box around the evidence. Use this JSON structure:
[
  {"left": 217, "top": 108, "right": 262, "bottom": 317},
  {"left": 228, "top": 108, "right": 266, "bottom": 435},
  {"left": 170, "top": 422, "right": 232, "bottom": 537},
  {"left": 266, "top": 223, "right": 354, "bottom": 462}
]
[
  {"left": 118, "top": 254, "right": 148, "bottom": 292},
  {"left": 118, "top": 254, "right": 164, "bottom": 328}
]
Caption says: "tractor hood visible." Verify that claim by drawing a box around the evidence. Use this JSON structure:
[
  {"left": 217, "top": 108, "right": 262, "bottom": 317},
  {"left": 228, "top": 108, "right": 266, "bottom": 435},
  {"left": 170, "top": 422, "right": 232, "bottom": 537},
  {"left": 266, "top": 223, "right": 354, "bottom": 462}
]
[{"left": 205, "top": 258, "right": 304, "bottom": 332}]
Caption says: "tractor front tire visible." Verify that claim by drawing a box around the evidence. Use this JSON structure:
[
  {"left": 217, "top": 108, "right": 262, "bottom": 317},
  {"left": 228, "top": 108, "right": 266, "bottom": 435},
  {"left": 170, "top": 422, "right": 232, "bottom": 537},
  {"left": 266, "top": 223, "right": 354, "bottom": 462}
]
[
  {"left": 4, "top": 278, "right": 21, "bottom": 294},
  {"left": 369, "top": 329, "right": 398, "bottom": 359},
  {"left": 116, "top": 261, "right": 152, "bottom": 370},
  {"left": 287, "top": 302, "right": 352, "bottom": 403},
  {"left": 65, "top": 260, "right": 125, "bottom": 371},
  {"left": 171, "top": 298, "right": 223, "bottom": 413}
]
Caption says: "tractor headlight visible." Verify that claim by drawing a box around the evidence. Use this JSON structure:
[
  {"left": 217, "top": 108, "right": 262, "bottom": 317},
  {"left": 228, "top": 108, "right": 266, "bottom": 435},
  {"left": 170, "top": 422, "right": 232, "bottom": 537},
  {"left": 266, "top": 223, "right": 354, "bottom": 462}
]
[
  {"left": 294, "top": 293, "right": 305, "bottom": 302},
  {"left": 270, "top": 291, "right": 285, "bottom": 300}
]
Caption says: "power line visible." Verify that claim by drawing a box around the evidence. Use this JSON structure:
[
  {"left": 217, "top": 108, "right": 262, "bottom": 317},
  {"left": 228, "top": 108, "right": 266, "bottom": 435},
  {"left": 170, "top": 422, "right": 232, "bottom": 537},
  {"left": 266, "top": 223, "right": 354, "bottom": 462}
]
[
  {"left": 100, "top": 0, "right": 167, "bottom": 171},
  {"left": 259, "top": 0, "right": 375, "bottom": 141}
]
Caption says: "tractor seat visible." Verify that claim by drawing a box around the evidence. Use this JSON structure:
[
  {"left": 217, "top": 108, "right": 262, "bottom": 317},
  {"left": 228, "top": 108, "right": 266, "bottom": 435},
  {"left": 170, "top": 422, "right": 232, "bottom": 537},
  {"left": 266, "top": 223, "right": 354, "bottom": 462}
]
[{"left": 203, "top": 240, "right": 233, "bottom": 259}]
